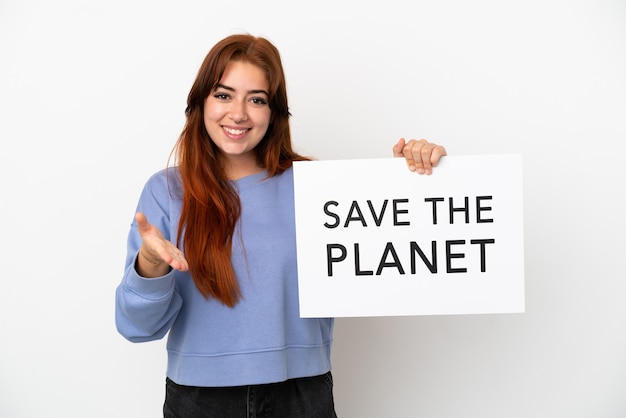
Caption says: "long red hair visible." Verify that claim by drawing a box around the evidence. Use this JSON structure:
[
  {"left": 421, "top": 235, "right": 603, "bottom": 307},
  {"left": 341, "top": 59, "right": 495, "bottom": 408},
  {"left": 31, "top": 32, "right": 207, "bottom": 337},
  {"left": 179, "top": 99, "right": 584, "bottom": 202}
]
[{"left": 172, "top": 34, "right": 308, "bottom": 307}]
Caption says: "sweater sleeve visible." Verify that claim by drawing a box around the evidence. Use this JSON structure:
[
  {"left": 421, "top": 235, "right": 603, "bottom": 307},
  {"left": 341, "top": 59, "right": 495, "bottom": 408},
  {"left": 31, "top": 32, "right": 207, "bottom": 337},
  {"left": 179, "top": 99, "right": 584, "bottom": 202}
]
[{"left": 115, "top": 170, "right": 183, "bottom": 343}]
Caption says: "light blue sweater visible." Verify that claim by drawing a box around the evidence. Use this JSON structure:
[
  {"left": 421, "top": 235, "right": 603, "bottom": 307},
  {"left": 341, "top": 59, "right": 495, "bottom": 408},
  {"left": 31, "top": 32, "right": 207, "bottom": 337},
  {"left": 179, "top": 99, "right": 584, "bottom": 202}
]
[{"left": 115, "top": 167, "right": 334, "bottom": 387}]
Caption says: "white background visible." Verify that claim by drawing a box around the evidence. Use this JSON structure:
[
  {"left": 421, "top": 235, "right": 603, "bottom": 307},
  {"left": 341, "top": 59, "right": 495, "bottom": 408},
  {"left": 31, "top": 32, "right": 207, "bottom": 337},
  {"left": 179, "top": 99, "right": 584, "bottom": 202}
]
[{"left": 1, "top": 0, "right": 624, "bottom": 417}]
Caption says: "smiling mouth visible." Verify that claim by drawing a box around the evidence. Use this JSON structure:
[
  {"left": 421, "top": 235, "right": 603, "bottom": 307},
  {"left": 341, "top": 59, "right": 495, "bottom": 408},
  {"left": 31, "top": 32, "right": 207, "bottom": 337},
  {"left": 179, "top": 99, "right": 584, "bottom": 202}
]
[{"left": 223, "top": 127, "right": 249, "bottom": 135}]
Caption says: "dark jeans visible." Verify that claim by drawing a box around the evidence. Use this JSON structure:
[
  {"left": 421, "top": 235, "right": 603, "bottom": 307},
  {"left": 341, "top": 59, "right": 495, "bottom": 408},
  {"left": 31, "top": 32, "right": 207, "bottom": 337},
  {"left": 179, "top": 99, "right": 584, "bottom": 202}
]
[{"left": 163, "top": 372, "right": 338, "bottom": 418}]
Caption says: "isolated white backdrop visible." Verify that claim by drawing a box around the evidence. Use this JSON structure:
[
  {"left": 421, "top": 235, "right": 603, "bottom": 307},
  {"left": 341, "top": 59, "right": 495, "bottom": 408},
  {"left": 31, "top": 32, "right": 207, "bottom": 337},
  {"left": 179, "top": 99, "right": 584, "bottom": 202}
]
[{"left": 1, "top": 1, "right": 624, "bottom": 417}]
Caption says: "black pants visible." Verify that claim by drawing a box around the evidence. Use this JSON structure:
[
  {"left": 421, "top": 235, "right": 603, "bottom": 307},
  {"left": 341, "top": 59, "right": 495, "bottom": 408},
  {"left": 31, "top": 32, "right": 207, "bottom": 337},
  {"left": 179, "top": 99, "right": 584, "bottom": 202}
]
[{"left": 163, "top": 372, "right": 337, "bottom": 418}]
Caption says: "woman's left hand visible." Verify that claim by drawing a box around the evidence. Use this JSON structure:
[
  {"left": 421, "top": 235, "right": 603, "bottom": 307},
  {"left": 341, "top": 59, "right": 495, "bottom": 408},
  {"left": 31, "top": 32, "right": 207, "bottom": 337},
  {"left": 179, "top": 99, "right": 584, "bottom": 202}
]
[{"left": 392, "top": 138, "right": 447, "bottom": 175}]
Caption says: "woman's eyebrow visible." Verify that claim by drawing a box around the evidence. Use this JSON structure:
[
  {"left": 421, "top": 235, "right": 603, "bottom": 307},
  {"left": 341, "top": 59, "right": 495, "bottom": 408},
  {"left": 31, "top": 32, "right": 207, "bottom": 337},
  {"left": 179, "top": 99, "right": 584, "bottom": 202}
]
[
  {"left": 215, "top": 83, "right": 269, "bottom": 96},
  {"left": 215, "top": 83, "right": 234, "bottom": 92}
]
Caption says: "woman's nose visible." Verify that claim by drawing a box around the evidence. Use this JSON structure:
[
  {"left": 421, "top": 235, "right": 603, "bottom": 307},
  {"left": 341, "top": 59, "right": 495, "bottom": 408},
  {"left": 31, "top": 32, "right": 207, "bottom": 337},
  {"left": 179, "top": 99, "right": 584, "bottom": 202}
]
[{"left": 229, "top": 101, "right": 248, "bottom": 124}]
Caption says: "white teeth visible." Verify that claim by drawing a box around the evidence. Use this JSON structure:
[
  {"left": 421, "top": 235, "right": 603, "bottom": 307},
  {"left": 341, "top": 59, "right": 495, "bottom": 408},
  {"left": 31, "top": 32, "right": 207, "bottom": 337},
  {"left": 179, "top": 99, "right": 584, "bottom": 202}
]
[{"left": 224, "top": 127, "right": 248, "bottom": 135}]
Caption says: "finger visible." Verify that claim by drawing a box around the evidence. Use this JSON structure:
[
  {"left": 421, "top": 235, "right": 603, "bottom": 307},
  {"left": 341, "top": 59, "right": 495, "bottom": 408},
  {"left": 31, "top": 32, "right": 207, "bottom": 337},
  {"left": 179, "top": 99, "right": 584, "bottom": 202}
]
[
  {"left": 135, "top": 212, "right": 151, "bottom": 236},
  {"left": 136, "top": 212, "right": 167, "bottom": 243},
  {"left": 170, "top": 251, "right": 189, "bottom": 272},
  {"left": 400, "top": 139, "right": 419, "bottom": 172},
  {"left": 410, "top": 139, "right": 426, "bottom": 174},
  {"left": 420, "top": 142, "right": 446, "bottom": 174},
  {"left": 135, "top": 212, "right": 146, "bottom": 223},
  {"left": 161, "top": 247, "right": 189, "bottom": 272},
  {"left": 400, "top": 138, "right": 418, "bottom": 172},
  {"left": 430, "top": 146, "right": 447, "bottom": 167},
  {"left": 392, "top": 138, "right": 406, "bottom": 158},
  {"left": 421, "top": 144, "right": 435, "bottom": 174}
]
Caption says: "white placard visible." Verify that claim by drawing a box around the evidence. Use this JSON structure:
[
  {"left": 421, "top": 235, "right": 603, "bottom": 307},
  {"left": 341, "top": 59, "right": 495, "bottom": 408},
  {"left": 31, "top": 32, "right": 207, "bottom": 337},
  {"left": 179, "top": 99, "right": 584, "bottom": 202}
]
[{"left": 293, "top": 154, "right": 524, "bottom": 317}]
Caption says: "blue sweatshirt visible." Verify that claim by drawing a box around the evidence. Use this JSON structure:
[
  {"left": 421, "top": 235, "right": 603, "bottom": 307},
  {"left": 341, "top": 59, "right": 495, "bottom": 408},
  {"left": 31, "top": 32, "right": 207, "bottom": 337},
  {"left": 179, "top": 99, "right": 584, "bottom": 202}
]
[{"left": 115, "top": 167, "right": 334, "bottom": 387}]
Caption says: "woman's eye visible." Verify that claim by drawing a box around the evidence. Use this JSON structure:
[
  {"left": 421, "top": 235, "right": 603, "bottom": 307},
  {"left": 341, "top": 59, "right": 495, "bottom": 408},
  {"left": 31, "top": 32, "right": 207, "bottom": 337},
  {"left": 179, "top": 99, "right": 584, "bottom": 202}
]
[
  {"left": 251, "top": 97, "right": 268, "bottom": 105},
  {"left": 214, "top": 93, "right": 230, "bottom": 100}
]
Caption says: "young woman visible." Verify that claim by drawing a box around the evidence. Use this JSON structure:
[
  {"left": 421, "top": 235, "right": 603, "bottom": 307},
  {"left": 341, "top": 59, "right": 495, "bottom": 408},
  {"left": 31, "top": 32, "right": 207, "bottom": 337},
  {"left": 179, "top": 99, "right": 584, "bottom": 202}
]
[{"left": 115, "top": 33, "right": 446, "bottom": 417}]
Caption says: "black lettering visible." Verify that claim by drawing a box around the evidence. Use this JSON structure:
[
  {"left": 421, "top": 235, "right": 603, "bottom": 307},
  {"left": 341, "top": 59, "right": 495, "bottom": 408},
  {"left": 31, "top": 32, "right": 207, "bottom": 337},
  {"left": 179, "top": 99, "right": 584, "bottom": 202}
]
[
  {"left": 424, "top": 197, "right": 445, "bottom": 225},
  {"left": 446, "top": 240, "right": 467, "bottom": 273},
  {"left": 470, "top": 239, "right": 495, "bottom": 272},
  {"left": 367, "top": 200, "right": 388, "bottom": 226},
  {"left": 449, "top": 197, "right": 470, "bottom": 224},
  {"left": 476, "top": 196, "right": 494, "bottom": 223},
  {"left": 393, "top": 199, "right": 410, "bottom": 226},
  {"left": 354, "top": 243, "right": 374, "bottom": 276},
  {"left": 410, "top": 241, "right": 437, "bottom": 274},
  {"left": 376, "top": 242, "right": 405, "bottom": 275},
  {"left": 344, "top": 201, "right": 367, "bottom": 227},
  {"left": 323, "top": 201, "right": 340, "bottom": 228},
  {"left": 326, "top": 244, "right": 346, "bottom": 276}
]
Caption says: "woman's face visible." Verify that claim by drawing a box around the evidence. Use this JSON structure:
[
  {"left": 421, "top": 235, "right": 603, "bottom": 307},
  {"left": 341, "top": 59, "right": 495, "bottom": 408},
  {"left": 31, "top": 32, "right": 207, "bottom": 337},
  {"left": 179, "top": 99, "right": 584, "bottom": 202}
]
[{"left": 204, "top": 60, "right": 272, "bottom": 174}]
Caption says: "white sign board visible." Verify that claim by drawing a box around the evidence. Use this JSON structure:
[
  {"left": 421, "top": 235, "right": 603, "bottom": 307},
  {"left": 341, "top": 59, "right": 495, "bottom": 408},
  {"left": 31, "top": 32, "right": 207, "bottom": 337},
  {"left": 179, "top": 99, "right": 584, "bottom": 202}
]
[{"left": 293, "top": 154, "right": 524, "bottom": 317}]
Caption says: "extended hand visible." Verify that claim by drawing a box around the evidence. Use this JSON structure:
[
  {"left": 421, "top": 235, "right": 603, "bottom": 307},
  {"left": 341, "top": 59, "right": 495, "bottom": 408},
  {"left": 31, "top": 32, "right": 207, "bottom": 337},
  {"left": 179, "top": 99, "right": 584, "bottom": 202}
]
[{"left": 135, "top": 212, "right": 189, "bottom": 275}]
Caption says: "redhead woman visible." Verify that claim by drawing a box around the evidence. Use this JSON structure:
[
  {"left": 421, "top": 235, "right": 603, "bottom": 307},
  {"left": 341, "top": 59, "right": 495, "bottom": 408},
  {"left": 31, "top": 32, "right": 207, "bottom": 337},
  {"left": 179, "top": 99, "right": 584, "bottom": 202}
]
[{"left": 115, "top": 33, "right": 446, "bottom": 417}]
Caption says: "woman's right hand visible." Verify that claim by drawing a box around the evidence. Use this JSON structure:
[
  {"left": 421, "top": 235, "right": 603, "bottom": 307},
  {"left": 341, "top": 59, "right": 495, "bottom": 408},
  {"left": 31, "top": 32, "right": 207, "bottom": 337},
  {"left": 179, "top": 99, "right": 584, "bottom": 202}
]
[{"left": 135, "top": 212, "right": 189, "bottom": 277}]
